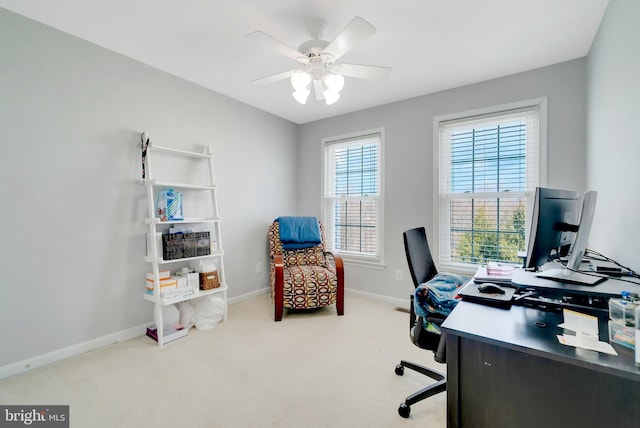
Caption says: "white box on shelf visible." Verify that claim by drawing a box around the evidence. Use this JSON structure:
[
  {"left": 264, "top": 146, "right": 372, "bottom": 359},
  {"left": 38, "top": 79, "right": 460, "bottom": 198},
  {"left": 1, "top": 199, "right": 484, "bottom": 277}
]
[
  {"left": 172, "top": 275, "right": 187, "bottom": 289},
  {"left": 145, "top": 278, "right": 178, "bottom": 294},
  {"left": 146, "top": 325, "right": 188, "bottom": 344},
  {"left": 146, "top": 270, "right": 170, "bottom": 281}
]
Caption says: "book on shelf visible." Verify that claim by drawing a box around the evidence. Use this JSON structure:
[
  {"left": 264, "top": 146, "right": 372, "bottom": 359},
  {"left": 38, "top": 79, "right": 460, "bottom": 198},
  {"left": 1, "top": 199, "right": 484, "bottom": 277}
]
[
  {"left": 146, "top": 287, "right": 194, "bottom": 301},
  {"left": 146, "top": 326, "right": 188, "bottom": 344}
]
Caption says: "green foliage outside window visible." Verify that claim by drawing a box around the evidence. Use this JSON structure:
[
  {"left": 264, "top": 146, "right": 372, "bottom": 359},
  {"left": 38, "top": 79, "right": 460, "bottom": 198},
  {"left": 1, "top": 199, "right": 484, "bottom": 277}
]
[{"left": 453, "top": 204, "right": 525, "bottom": 265}]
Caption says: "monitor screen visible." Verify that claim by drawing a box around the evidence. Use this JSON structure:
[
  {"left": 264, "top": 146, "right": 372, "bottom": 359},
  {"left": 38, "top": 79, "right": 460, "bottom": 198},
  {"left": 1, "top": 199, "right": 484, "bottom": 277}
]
[{"left": 525, "top": 187, "right": 578, "bottom": 270}]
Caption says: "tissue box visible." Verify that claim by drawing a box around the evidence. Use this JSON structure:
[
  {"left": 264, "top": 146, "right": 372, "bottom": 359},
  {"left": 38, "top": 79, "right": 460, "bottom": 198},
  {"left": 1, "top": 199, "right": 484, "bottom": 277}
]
[
  {"left": 146, "top": 270, "right": 171, "bottom": 281},
  {"left": 172, "top": 275, "right": 187, "bottom": 290},
  {"left": 146, "top": 278, "right": 178, "bottom": 294},
  {"left": 175, "top": 270, "right": 200, "bottom": 292}
]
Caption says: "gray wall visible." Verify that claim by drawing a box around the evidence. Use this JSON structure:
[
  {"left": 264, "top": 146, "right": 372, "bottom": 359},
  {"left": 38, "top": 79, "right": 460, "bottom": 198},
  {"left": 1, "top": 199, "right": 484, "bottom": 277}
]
[
  {"left": 298, "top": 59, "right": 587, "bottom": 301},
  {"left": 0, "top": 9, "right": 297, "bottom": 367},
  {"left": 587, "top": 0, "right": 640, "bottom": 272}
]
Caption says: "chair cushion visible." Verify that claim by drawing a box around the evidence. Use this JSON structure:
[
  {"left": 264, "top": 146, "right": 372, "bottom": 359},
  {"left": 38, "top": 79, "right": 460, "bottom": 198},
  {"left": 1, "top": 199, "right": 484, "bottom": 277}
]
[
  {"left": 279, "top": 265, "right": 338, "bottom": 309},
  {"left": 268, "top": 221, "right": 327, "bottom": 267},
  {"left": 277, "top": 216, "right": 322, "bottom": 249}
]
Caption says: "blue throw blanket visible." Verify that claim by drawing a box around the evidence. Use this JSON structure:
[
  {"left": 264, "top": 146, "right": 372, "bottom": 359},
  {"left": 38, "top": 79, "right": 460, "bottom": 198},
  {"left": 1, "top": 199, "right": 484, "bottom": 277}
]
[
  {"left": 277, "top": 216, "right": 322, "bottom": 250},
  {"left": 414, "top": 273, "right": 470, "bottom": 332}
]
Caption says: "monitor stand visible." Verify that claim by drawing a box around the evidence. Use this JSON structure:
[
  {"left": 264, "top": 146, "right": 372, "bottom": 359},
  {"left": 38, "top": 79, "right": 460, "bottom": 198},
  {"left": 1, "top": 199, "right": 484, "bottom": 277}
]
[{"left": 536, "top": 268, "right": 605, "bottom": 286}]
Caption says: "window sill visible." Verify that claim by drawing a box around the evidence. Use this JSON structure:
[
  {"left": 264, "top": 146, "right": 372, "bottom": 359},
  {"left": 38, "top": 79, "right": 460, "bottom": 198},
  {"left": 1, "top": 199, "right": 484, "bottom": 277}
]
[
  {"left": 337, "top": 254, "right": 386, "bottom": 270},
  {"left": 438, "top": 262, "right": 479, "bottom": 276}
]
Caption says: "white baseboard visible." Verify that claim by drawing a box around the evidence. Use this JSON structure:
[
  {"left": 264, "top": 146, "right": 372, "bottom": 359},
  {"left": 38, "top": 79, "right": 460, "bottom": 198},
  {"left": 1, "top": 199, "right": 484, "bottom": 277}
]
[
  {"left": 345, "top": 287, "right": 408, "bottom": 308},
  {"left": 228, "top": 287, "right": 269, "bottom": 305},
  {"left": 0, "top": 287, "right": 399, "bottom": 381},
  {"left": 0, "top": 323, "right": 150, "bottom": 381},
  {"left": 0, "top": 288, "right": 272, "bottom": 381}
]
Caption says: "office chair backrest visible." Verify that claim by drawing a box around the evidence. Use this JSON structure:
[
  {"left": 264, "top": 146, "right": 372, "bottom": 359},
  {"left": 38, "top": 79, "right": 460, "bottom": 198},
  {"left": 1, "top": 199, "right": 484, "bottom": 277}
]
[
  {"left": 403, "top": 227, "right": 438, "bottom": 289},
  {"left": 403, "top": 226, "right": 448, "bottom": 363}
]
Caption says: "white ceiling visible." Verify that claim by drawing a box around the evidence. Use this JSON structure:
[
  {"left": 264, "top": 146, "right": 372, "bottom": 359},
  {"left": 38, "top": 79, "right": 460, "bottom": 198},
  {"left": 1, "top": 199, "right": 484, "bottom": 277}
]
[{"left": 1, "top": 0, "right": 610, "bottom": 124}]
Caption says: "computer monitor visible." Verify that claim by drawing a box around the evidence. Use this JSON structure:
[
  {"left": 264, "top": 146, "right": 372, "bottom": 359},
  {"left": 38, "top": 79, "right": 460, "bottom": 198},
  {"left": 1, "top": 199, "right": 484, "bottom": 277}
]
[
  {"left": 525, "top": 187, "right": 578, "bottom": 270},
  {"left": 536, "top": 190, "right": 604, "bottom": 285},
  {"left": 566, "top": 191, "right": 597, "bottom": 272}
]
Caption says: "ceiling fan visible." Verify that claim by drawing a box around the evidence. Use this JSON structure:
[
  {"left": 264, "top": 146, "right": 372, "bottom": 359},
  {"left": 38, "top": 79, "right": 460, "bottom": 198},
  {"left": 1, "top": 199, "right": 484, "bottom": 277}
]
[{"left": 248, "top": 16, "right": 392, "bottom": 105}]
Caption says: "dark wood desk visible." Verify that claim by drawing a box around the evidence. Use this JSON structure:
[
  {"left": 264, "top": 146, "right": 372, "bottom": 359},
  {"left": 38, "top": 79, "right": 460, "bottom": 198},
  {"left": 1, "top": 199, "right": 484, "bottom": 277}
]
[{"left": 442, "top": 301, "right": 640, "bottom": 428}]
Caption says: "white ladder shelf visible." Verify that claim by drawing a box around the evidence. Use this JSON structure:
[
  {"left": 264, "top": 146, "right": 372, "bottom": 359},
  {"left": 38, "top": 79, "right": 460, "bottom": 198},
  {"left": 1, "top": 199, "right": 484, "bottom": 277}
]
[{"left": 141, "top": 132, "right": 228, "bottom": 346}]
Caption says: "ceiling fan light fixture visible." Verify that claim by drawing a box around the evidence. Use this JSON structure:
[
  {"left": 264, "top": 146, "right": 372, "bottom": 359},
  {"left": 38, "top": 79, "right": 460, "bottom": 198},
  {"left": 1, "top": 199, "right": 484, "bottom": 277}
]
[
  {"left": 323, "top": 73, "right": 344, "bottom": 93},
  {"left": 291, "top": 70, "right": 312, "bottom": 91},
  {"left": 323, "top": 90, "right": 340, "bottom": 106},
  {"left": 292, "top": 89, "right": 311, "bottom": 104},
  {"left": 252, "top": 16, "right": 389, "bottom": 108}
]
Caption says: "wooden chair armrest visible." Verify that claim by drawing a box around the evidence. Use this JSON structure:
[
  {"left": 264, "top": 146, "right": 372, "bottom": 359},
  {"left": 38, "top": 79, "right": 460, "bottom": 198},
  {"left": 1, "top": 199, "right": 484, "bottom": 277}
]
[
  {"left": 326, "top": 252, "right": 344, "bottom": 316},
  {"left": 272, "top": 254, "right": 284, "bottom": 321}
]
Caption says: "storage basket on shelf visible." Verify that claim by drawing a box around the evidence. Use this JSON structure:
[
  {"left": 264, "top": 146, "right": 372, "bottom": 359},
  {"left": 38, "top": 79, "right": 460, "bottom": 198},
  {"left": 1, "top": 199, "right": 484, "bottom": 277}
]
[
  {"left": 162, "top": 231, "right": 210, "bottom": 260},
  {"left": 200, "top": 270, "right": 220, "bottom": 290}
]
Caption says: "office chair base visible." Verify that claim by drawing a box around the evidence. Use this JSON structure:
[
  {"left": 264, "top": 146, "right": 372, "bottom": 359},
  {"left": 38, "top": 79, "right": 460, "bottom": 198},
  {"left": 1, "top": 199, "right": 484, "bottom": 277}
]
[
  {"left": 398, "top": 402, "right": 411, "bottom": 418},
  {"left": 395, "top": 360, "right": 446, "bottom": 419},
  {"left": 395, "top": 360, "right": 445, "bottom": 382}
]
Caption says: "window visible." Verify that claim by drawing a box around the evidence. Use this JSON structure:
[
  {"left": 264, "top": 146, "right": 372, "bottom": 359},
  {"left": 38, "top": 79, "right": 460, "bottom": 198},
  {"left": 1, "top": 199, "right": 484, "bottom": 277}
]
[
  {"left": 323, "top": 130, "right": 384, "bottom": 264},
  {"left": 435, "top": 99, "right": 546, "bottom": 271}
]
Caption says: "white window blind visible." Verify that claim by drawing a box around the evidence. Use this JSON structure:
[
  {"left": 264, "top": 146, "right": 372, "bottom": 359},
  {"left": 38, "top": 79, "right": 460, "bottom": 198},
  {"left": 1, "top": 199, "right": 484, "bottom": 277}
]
[
  {"left": 324, "top": 132, "right": 382, "bottom": 261},
  {"left": 437, "top": 103, "right": 543, "bottom": 268}
]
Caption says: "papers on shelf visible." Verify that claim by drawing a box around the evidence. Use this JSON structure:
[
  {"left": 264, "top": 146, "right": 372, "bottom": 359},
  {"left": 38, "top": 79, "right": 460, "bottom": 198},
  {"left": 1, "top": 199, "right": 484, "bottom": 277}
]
[{"left": 557, "top": 309, "right": 618, "bottom": 355}]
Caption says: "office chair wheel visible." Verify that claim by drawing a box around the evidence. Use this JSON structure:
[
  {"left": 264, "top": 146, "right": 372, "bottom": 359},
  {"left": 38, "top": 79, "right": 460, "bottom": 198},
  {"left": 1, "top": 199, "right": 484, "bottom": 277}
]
[
  {"left": 395, "top": 364, "right": 404, "bottom": 376},
  {"left": 398, "top": 402, "right": 411, "bottom": 418}
]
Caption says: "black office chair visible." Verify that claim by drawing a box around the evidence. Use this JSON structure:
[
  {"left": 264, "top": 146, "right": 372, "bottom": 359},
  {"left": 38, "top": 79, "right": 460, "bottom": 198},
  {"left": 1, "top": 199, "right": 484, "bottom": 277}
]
[{"left": 395, "top": 227, "right": 450, "bottom": 419}]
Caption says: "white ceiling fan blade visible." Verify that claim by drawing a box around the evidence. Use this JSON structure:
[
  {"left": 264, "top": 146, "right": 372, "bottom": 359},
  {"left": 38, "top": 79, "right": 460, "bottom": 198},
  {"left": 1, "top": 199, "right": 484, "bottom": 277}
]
[
  {"left": 251, "top": 69, "right": 296, "bottom": 86},
  {"left": 323, "top": 16, "right": 376, "bottom": 61},
  {"left": 338, "top": 63, "right": 392, "bottom": 80},
  {"left": 313, "top": 80, "right": 325, "bottom": 101},
  {"left": 247, "top": 31, "right": 305, "bottom": 61}
]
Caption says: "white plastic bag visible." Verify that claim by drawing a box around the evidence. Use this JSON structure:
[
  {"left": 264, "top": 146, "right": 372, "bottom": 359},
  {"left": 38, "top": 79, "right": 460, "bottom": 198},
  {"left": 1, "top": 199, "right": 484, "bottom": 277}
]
[
  {"left": 177, "top": 300, "right": 196, "bottom": 330},
  {"left": 156, "top": 188, "right": 184, "bottom": 221},
  {"left": 193, "top": 296, "right": 225, "bottom": 330},
  {"left": 153, "top": 304, "right": 180, "bottom": 331}
]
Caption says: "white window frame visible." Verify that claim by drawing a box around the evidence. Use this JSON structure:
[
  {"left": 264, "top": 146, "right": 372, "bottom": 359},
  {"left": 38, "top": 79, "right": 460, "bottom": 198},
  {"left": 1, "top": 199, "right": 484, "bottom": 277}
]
[
  {"left": 322, "top": 128, "right": 385, "bottom": 268},
  {"left": 433, "top": 98, "right": 548, "bottom": 274}
]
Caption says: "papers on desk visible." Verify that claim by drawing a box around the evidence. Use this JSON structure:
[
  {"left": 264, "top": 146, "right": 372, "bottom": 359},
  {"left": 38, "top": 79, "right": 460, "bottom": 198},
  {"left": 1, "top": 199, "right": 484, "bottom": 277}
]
[
  {"left": 557, "top": 309, "right": 618, "bottom": 355},
  {"left": 487, "top": 262, "right": 517, "bottom": 275},
  {"left": 474, "top": 266, "right": 514, "bottom": 285}
]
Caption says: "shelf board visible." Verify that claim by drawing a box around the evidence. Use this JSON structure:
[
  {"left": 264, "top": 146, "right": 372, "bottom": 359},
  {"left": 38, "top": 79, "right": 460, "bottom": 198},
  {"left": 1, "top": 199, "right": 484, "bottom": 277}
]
[
  {"left": 149, "top": 143, "right": 212, "bottom": 159},
  {"left": 147, "top": 179, "right": 216, "bottom": 190},
  {"left": 144, "top": 284, "right": 228, "bottom": 305},
  {"left": 145, "top": 217, "right": 220, "bottom": 225},
  {"left": 145, "top": 251, "right": 224, "bottom": 264}
]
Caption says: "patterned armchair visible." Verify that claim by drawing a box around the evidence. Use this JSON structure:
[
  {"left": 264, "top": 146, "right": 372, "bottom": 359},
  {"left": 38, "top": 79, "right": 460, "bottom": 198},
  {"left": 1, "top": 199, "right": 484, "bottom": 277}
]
[{"left": 268, "top": 218, "right": 344, "bottom": 321}]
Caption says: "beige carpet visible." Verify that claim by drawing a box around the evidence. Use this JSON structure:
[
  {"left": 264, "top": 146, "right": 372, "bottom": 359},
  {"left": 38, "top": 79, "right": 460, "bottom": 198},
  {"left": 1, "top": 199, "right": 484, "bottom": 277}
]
[{"left": 0, "top": 292, "right": 447, "bottom": 428}]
